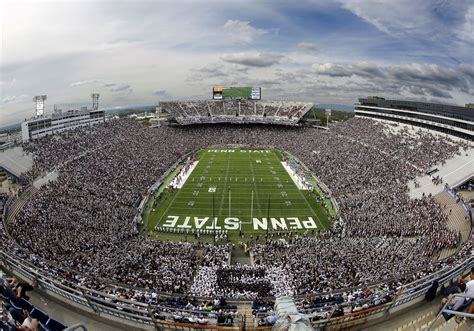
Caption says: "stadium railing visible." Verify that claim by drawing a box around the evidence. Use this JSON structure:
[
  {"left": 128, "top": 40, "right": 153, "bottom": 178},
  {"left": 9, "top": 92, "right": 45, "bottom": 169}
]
[
  {"left": 2, "top": 245, "right": 472, "bottom": 330},
  {"left": 1, "top": 249, "right": 244, "bottom": 330},
  {"left": 311, "top": 256, "right": 474, "bottom": 329},
  {"left": 428, "top": 293, "right": 474, "bottom": 329},
  {"left": 252, "top": 255, "right": 473, "bottom": 329}
]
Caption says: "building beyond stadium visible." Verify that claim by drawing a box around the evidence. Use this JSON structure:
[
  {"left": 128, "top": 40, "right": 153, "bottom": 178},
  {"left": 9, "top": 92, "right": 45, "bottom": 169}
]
[
  {"left": 21, "top": 109, "right": 105, "bottom": 142},
  {"left": 354, "top": 97, "right": 474, "bottom": 140}
]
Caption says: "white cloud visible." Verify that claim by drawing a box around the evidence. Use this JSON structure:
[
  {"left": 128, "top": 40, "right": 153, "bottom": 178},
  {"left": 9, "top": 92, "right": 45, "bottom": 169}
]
[
  {"left": 457, "top": 5, "right": 474, "bottom": 42},
  {"left": 0, "top": 78, "right": 17, "bottom": 86},
  {"left": 70, "top": 79, "right": 102, "bottom": 87},
  {"left": 2, "top": 97, "right": 16, "bottom": 104},
  {"left": 152, "top": 89, "right": 167, "bottom": 96},
  {"left": 313, "top": 63, "right": 353, "bottom": 77},
  {"left": 105, "top": 83, "right": 132, "bottom": 93},
  {"left": 339, "top": 0, "right": 435, "bottom": 37},
  {"left": 311, "top": 62, "right": 473, "bottom": 100},
  {"left": 312, "top": 62, "right": 385, "bottom": 78},
  {"left": 220, "top": 52, "right": 283, "bottom": 67},
  {"left": 223, "top": 19, "right": 267, "bottom": 44},
  {"left": 2, "top": 94, "right": 28, "bottom": 104},
  {"left": 459, "top": 63, "right": 474, "bottom": 81},
  {"left": 70, "top": 79, "right": 133, "bottom": 93},
  {"left": 0, "top": 1, "right": 472, "bottom": 127},
  {"left": 297, "top": 42, "right": 320, "bottom": 52}
]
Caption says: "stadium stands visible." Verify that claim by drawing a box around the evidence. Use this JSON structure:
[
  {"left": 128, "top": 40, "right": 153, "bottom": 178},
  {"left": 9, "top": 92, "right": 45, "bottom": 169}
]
[
  {"left": 1, "top": 196, "right": 75, "bottom": 331},
  {"left": 161, "top": 100, "right": 313, "bottom": 125},
  {"left": 434, "top": 191, "right": 472, "bottom": 260},
  {"left": 355, "top": 97, "right": 474, "bottom": 141},
  {"left": 0, "top": 117, "right": 472, "bottom": 329}
]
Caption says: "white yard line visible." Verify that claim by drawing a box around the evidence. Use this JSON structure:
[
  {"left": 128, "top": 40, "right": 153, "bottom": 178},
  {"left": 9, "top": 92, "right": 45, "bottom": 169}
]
[
  {"left": 248, "top": 153, "right": 263, "bottom": 214},
  {"left": 217, "top": 152, "right": 233, "bottom": 216}
]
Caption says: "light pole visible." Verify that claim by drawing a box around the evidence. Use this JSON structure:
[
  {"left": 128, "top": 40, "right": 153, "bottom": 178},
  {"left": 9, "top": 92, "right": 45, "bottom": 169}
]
[
  {"left": 325, "top": 109, "right": 331, "bottom": 128},
  {"left": 91, "top": 93, "right": 100, "bottom": 110},
  {"left": 33, "top": 95, "right": 47, "bottom": 117}
]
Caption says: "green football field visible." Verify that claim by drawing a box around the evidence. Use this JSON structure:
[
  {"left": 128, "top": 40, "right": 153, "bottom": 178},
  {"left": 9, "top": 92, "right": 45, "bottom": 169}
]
[{"left": 144, "top": 148, "right": 332, "bottom": 241}]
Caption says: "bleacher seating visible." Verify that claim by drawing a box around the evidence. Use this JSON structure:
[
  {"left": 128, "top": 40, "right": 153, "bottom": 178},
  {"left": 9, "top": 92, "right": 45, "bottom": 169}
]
[
  {"left": 161, "top": 100, "right": 313, "bottom": 125},
  {"left": 150, "top": 301, "right": 239, "bottom": 327},
  {"left": 434, "top": 191, "right": 472, "bottom": 260},
  {"left": 393, "top": 310, "right": 470, "bottom": 331},
  {"left": 0, "top": 280, "right": 68, "bottom": 331}
]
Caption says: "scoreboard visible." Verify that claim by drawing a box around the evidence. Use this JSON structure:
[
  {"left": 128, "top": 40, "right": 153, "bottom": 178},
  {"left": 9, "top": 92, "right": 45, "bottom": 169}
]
[{"left": 213, "top": 86, "right": 261, "bottom": 100}]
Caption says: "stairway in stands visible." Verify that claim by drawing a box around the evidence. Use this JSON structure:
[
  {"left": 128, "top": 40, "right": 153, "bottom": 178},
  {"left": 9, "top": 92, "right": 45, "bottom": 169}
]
[
  {"left": 434, "top": 191, "right": 472, "bottom": 261},
  {"left": 237, "top": 302, "right": 255, "bottom": 330},
  {"left": 393, "top": 311, "right": 470, "bottom": 331},
  {"left": 230, "top": 245, "right": 252, "bottom": 265},
  {"left": 6, "top": 186, "right": 38, "bottom": 226}
]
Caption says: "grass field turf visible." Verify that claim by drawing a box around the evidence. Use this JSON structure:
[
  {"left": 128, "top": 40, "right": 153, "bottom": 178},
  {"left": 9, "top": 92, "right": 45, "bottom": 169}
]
[{"left": 145, "top": 148, "right": 331, "bottom": 241}]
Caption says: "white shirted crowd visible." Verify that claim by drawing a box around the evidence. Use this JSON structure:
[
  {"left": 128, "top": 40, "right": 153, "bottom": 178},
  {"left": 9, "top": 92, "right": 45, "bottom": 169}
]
[{"left": 0, "top": 117, "right": 471, "bottom": 320}]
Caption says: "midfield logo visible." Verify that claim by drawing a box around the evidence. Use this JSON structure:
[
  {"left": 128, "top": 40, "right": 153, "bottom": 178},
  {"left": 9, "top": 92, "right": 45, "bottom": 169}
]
[
  {"left": 207, "top": 149, "right": 271, "bottom": 153},
  {"left": 161, "top": 216, "right": 318, "bottom": 230}
]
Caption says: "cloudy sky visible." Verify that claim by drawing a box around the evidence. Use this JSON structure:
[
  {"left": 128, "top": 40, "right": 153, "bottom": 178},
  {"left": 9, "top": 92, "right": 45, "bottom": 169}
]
[{"left": 1, "top": 0, "right": 473, "bottom": 127}]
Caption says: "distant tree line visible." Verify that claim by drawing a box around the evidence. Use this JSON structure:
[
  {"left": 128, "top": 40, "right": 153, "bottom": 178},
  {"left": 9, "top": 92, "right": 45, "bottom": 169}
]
[{"left": 302, "top": 107, "right": 354, "bottom": 123}]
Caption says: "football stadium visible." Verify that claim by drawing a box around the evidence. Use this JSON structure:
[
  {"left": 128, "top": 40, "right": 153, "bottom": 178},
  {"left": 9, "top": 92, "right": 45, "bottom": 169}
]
[
  {"left": 1, "top": 2, "right": 474, "bottom": 331},
  {"left": 1, "top": 89, "right": 473, "bottom": 331}
]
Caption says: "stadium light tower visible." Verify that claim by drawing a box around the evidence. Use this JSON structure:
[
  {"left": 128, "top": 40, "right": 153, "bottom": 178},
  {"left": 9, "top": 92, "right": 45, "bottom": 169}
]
[
  {"left": 91, "top": 93, "right": 100, "bottom": 110},
  {"left": 156, "top": 105, "right": 161, "bottom": 126},
  {"left": 33, "top": 95, "right": 47, "bottom": 117}
]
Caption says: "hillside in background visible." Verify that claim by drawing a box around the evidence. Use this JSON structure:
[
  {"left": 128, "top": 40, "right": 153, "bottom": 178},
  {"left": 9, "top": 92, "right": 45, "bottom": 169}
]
[
  {"left": 303, "top": 106, "right": 354, "bottom": 123},
  {"left": 316, "top": 103, "right": 354, "bottom": 112},
  {"left": 0, "top": 123, "right": 21, "bottom": 134},
  {"left": 104, "top": 105, "right": 159, "bottom": 117}
]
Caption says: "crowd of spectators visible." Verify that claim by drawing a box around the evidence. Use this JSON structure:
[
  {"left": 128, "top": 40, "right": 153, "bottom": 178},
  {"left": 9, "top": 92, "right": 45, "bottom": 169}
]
[
  {"left": 0, "top": 117, "right": 471, "bottom": 316},
  {"left": 160, "top": 100, "right": 312, "bottom": 125},
  {"left": 1, "top": 275, "right": 40, "bottom": 331},
  {"left": 436, "top": 267, "right": 474, "bottom": 321},
  {"left": 190, "top": 264, "right": 293, "bottom": 299}
]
